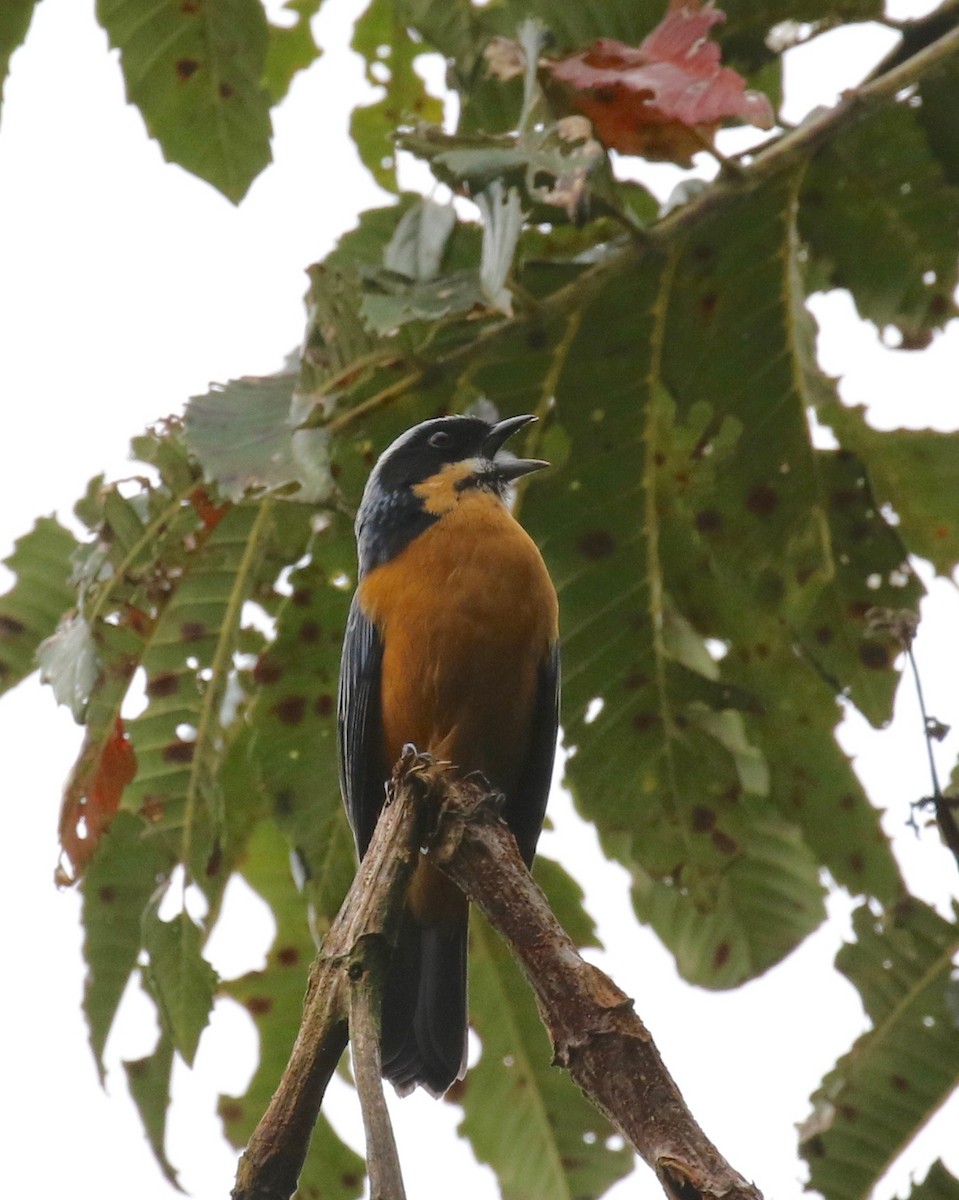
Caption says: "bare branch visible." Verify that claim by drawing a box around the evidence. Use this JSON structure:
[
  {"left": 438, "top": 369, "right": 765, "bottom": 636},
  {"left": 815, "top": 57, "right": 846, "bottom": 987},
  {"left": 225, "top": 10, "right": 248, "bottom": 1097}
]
[
  {"left": 429, "top": 776, "right": 763, "bottom": 1200},
  {"left": 232, "top": 751, "right": 440, "bottom": 1200},
  {"left": 234, "top": 753, "right": 761, "bottom": 1200}
]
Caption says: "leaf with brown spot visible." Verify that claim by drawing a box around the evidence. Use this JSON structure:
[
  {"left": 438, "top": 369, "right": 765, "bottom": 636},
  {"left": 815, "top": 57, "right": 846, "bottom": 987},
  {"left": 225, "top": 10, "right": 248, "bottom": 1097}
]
[
  {"left": 801, "top": 901, "right": 959, "bottom": 1200},
  {"left": 123, "top": 1031, "right": 181, "bottom": 1190},
  {"left": 576, "top": 529, "right": 616, "bottom": 559},
  {"left": 0, "top": 516, "right": 78, "bottom": 698},
  {"left": 819, "top": 399, "right": 959, "bottom": 579},
  {"left": 799, "top": 446, "right": 922, "bottom": 726},
  {"left": 272, "top": 694, "right": 307, "bottom": 725},
  {"left": 800, "top": 102, "right": 959, "bottom": 344},
  {"left": 96, "top": 0, "right": 272, "bottom": 203},
  {"left": 82, "top": 813, "right": 174, "bottom": 1079}
]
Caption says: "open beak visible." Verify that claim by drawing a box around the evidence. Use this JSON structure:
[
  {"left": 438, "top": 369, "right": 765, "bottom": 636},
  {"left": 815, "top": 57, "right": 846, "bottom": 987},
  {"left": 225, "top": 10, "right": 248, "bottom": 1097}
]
[{"left": 482, "top": 414, "right": 550, "bottom": 481}]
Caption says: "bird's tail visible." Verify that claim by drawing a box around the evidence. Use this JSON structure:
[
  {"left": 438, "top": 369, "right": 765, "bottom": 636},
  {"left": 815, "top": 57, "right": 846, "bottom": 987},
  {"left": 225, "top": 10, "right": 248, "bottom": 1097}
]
[{"left": 380, "top": 913, "right": 468, "bottom": 1097}]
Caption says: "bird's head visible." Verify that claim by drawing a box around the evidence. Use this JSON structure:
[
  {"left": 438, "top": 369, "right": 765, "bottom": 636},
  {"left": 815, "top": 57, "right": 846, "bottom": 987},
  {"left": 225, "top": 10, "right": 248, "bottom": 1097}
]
[{"left": 355, "top": 414, "right": 548, "bottom": 573}]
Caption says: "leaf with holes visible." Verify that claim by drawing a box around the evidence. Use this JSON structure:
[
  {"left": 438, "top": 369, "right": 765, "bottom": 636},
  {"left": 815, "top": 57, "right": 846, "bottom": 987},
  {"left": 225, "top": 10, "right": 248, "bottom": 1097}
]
[
  {"left": 0, "top": 516, "right": 77, "bottom": 696},
  {"left": 800, "top": 102, "right": 959, "bottom": 345},
  {"left": 263, "top": 0, "right": 322, "bottom": 103},
  {"left": 800, "top": 900, "right": 959, "bottom": 1200},
  {"left": 817, "top": 399, "right": 959, "bottom": 579},
  {"left": 799, "top": 447, "right": 922, "bottom": 726},
  {"left": 351, "top": 0, "right": 443, "bottom": 192},
  {"left": 243, "top": 511, "right": 358, "bottom": 926},
  {"left": 120, "top": 500, "right": 311, "bottom": 885},
  {"left": 95, "top": 0, "right": 272, "bottom": 202},
  {"left": 59, "top": 716, "right": 138, "bottom": 884}
]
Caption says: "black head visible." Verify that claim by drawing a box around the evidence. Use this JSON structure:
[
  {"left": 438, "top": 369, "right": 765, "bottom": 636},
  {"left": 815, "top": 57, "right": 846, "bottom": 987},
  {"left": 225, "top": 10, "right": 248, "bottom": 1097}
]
[{"left": 355, "top": 414, "right": 548, "bottom": 574}]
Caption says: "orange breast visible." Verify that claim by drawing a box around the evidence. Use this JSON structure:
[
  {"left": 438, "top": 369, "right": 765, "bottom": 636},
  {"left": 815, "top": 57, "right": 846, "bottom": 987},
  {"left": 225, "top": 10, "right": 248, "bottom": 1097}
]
[{"left": 358, "top": 491, "right": 558, "bottom": 789}]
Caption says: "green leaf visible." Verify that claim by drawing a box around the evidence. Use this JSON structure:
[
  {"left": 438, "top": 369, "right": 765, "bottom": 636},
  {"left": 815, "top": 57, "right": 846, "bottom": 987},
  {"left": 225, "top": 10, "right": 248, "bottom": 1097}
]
[
  {"left": 356, "top": 198, "right": 488, "bottom": 334},
  {"left": 121, "top": 500, "right": 311, "bottom": 875},
  {"left": 142, "top": 902, "right": 219, "bottom": 1066},
  {"left": 631, "top": 805, "right": 826, "bottom": 987},
  {"left": 818, "top": 400, "right": 959, "bottom": 578},
  {"left": 0, "top": 0, "right": 38, "bottom": 118},
  {"left": 244, "top": 513, "right": 357, "bottom": 927},
  {"left": 398, "top": 0, "right": 482, "bottom": 80},
  {"left": 718, "top": 0, "right": 882, "bottom": 73},
  {"left": 82, "top": 811, "right": 174, "bottom": 1078},
  {"left": 350, "top": 0, "right": 443, "bottom": 192},
  {"left": 264, "top": 0, "right": 323, "bottom": 103},
  {"left": 0, "top": 516, "right": 78, "bottom": 696},
  {"left": 219, "top": 819, "right": 364, "bottom": 1200},
  {"left": 38, "top": 613, "right": 99, "bottom": 721},
  {"left": 799, "top": 446, "right": 923, "bottom": 726},
  {"left": 382, "top": 197, "right": 457, "bottom": 281},
  {"left": 184, "top": 374, "right": 333, "bottom": 503},
  {"left": 477, "top": 182, "right": 524, "bottom": 314},
  {"left": 359, "top": 269, "right": 486, "bottom": 333},
  {"left": 800, "top": 900, "right": 959, "bottom": 1200},
  {"left": 95, "top": 0, "right": 272, "bottom": 203},
  {"left": 800, "top": 102, "right": 959, "bottom": 344},
  {"left": 397, "top": 121, "right": 606, "bottom": 219},
  {"left": 497, "top": 0, "right": 662, "bottom": 54},
  {"left": 918, "top": 57, "right": 959, "bottom": 190},
  {"left": 461, "top": 914, "right": 632, "bottom": 1200},
  {"left": 906, "top": 1161, "right": 959, "bottom": 1200},
  {"left": 123, "top": 1031, "right": 182, "bottom": 1190}
]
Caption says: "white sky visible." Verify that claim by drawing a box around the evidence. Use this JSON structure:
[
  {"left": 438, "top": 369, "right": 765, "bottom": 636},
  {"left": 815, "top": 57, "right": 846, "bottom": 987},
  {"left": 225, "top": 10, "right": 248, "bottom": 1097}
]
[{"left": 1, "top": 1, "right": 957, "bottom": 1198}]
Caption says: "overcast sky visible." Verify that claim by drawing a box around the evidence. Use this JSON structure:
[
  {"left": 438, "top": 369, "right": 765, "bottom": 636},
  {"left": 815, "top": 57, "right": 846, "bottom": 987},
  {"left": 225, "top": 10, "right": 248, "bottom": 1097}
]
[{"left": 1, "top": 1, "right": 957, "bottom": 1198}]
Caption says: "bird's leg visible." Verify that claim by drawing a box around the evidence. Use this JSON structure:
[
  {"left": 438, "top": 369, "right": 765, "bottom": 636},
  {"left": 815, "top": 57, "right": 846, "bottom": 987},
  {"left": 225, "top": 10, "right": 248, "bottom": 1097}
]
[{"left": 460, "top": 769, "right": 506, "bottom": 811}]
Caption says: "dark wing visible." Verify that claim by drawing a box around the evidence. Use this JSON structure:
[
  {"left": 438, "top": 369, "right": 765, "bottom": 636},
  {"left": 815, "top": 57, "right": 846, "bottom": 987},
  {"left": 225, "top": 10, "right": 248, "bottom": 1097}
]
[
  {"left": 337, "top": 593, "right": 387, "bottom": 858},
  {"left": 506, "top": 639, "right": 561, "bottom": 867}
]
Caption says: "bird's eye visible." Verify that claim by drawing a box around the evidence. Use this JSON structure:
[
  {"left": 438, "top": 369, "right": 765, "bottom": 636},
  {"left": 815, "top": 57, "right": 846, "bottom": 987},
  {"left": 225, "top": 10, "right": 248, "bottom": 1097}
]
[{"left": 428, "top": 430, "right": 452, "bottom": 449}]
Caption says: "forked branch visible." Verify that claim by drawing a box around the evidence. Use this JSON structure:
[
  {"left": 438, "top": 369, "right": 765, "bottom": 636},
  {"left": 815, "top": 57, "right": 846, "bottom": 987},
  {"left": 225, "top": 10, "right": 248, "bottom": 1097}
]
[{"left": 233, "top": 752, "right": 762, "bottom": 1200}]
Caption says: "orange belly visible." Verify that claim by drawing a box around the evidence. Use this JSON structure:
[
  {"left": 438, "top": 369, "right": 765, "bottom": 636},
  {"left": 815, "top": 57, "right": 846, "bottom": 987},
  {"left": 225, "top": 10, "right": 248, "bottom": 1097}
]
[
  {"left": 358, "top": 492, "right": 558, "bottom": 922},
  {"left": 359, "top": 491, "right": 558, "bottom": 780}
]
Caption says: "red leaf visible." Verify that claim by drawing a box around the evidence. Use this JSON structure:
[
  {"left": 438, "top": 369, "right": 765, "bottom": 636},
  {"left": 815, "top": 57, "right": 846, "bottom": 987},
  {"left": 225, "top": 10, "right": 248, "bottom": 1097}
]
[
  {"left": 56, "top": 717, "right": 138, "bottom": 885},
  {"left": 545, "top": 5, "right": 774, "bottom": 164},
  {"left": 190, "top": 486, "right": 230, "bottom": 530}
]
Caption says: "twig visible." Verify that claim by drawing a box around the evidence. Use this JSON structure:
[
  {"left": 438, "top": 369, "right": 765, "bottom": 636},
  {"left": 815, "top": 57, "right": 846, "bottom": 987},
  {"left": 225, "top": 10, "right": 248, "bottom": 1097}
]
[
  {"left": 349, "top": 937, "right": 407, "bottom": 1200},
  {"left": 867, "top": 607, "right": 959, "bottom": 874},
  {"left": 905, "top": 644, "right": 959, "bottom": 871},
  {"left": 429, "top": 776, "right": 762, "bottom": 1200}
]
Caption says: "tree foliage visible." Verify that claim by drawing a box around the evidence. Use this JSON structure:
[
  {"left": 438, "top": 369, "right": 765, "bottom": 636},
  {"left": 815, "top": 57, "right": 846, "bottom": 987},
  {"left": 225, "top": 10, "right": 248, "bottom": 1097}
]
[{"left": 2, "top": 0, "right": 959, "bottom": 1197}]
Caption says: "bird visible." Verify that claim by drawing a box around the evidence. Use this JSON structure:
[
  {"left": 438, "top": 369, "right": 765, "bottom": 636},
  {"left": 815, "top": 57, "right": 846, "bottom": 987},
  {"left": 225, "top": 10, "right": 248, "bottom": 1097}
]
[{"left": 337, "top": 412, "right": 560, "bottom": 1096}]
